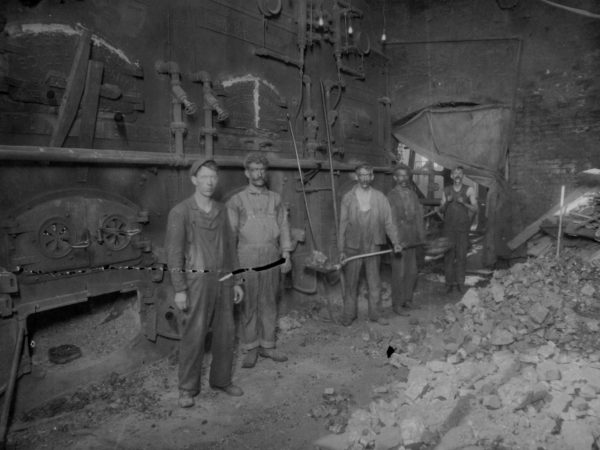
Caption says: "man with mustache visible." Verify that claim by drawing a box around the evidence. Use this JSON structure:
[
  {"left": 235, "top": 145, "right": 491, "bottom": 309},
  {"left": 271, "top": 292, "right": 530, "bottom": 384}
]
[
  {"left": 166, "top": 159, "right": 244, "bottom": 408},
  {"left": 227, "top": 153, "right": 292, "bottom": 369},
  {"left": 387, "top": 164, "right": 425, "bottom": 314},
  {"left": 338, "top": 163, "right": 403, "bottom": 327},
  {"left": 439, "top": 166, "right": 478, "bottom": 293}
]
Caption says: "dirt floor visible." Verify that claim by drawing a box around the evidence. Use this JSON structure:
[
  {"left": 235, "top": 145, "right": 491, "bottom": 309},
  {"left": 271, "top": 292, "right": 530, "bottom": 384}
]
[{"left": 4, "top": 261, "right": 470, "bottom": 450}]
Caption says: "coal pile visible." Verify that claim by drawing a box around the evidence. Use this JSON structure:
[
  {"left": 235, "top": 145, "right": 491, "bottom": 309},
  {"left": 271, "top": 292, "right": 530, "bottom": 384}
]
[{"left": 327, "top": 247, "right": 600, "bottom": 450}]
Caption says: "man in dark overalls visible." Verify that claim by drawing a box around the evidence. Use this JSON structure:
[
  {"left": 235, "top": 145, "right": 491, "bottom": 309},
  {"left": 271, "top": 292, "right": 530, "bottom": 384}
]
[
  {"left": 227, "top": 153, "right": 292, "bottom": 369},
  {"left": 338, "top": 163, "right": 403, "bottom": 326},
  {"left": 439, "top": 166, "right": 478, "bottom": 293},
  {"left": 166, "top": 159, "right": 244, "bottom": 408},
  {"left": 388, "top": 164, "right": 425, "bottom": 314}
]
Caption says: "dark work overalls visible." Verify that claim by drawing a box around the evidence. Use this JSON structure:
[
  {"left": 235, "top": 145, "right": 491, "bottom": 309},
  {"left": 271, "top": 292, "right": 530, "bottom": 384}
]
[
  {"left": 166, "top": 197, "right": 236, "bottom": 396},
  {"left": 443, "top": 184, "right": 471, "bottom": 290}
]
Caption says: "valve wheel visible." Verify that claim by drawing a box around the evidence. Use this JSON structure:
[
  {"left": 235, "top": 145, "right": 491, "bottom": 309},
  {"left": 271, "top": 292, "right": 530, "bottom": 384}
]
[
  {"left": 38, "top": 218, "right": 73, "bottom": 258},
  {"left": 101, "top": 215, "right": 131, "bottom": 251}
]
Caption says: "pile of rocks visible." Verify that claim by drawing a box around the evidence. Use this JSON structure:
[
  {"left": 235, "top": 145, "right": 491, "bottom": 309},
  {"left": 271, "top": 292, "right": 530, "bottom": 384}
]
[{"left": 335, "top": 248, "right": 600, "bottom": 449}]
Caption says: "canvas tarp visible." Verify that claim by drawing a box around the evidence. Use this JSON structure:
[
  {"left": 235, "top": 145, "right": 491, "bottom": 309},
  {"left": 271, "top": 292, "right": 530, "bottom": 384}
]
[{"left": 392, "top": 104, "right": 514, "bottom": 264}]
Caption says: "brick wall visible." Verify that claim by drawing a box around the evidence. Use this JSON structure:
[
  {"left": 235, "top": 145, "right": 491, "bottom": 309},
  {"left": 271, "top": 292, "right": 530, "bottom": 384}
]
[{"left": 379, "top": 0, "right": 600, "bottom": 229}]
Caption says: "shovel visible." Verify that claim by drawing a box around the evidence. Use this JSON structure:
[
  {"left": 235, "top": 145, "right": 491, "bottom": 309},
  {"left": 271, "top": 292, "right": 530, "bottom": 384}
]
[{"left": 304, "top": 237, "right": 452, "bottom": 274}]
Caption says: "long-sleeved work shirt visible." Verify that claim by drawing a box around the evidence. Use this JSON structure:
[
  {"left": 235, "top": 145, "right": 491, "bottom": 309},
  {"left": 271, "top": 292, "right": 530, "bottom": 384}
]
[
  {"left": 388, "top": 185, "right": 425, "bottom": 244},
  {"left": 338, "top": 185, "right": 399, "bottom": 252},
  {"left": 165, "top": 196, "right": 238, "bottom": 293}
]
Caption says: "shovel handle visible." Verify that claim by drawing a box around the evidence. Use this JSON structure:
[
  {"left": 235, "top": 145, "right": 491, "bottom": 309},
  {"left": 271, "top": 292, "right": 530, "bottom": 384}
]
[{"left": 339, "top": 242, "right": 425, "bottom": 266}]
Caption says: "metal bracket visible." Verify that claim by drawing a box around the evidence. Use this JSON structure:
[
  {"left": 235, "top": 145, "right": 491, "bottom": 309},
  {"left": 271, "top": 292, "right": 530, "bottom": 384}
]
[{"left": 0, "top": 270, "right": 17, "bottom": 294}]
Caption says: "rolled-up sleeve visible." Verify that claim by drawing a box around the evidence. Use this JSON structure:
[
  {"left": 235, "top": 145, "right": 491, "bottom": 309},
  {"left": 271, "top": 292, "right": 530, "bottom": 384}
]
[
  {"left": 165, "top": 207, "right": 187, "bottom": 293},
  {"left": 276, "top": 196, "right": 292, "bottom": 253},
  {"left": 338, "top": 194, "right": 350, "bottom": 252}
]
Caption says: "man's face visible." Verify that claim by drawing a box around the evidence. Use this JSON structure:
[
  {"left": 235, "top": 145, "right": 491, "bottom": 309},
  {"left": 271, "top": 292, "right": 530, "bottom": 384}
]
[
  {"left": 191, "top": 165, "right": 218, "bottom": 198},
  {"left": 356, "top": 168, "right": 374, "bottom": 189},
  {"left": 452, "top": 168, "right": 464, "bottom": 184},
  {"left": 245, "top": 162, "right": 267, "bottom": 187},
  {"left": 394, "top": 169, "right": 410, "bottom": 187}
]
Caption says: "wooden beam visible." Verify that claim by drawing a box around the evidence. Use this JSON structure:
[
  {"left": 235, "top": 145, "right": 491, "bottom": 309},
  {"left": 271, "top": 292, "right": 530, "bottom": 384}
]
[
  {"left": 78, "top": 60, "right": 104, "bottom": 148},
  {"left": 49, "top": 30, "right": 92, "bottom": 147},
  {"left": 507, "top": 187, "right": 591, "bottom": 250}
]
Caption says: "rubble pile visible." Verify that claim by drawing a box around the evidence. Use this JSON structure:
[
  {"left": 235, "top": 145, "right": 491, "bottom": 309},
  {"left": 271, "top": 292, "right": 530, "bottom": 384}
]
[{"left": 339, "top": 249, "right": 600, "bottom": 450}]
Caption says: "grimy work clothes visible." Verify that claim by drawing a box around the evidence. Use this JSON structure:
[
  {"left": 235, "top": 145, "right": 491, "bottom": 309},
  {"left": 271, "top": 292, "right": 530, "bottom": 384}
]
[
  {"left": 165, "top": 196, "right": 239, "bottom": 395},
  {"left": 227, "top": 185, "right": 291, "bottom": 351},
  {"left": 388, "top": 185, "right": 425, "bottom": 309},
  {"left": 442, "top": 184, "right": 472, "bottom": 289},
  {"left": 338, "top": 186, "right": 399, "bottom": 322}
]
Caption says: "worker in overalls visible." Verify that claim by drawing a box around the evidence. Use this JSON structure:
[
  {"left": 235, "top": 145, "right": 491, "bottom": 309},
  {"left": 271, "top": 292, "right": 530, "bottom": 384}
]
[
  {"left": 166, "top": 159, "right": 244, "bottom": 408},
  {"left": 227, "top": 153, "right": 292, "bottom": 369},
  {"left": 387, "top": 164, "right": 425, "bottom": 314},
  {"left": 338, "top": 163, "right": 403, "bottom": 327},
  {"left": 439, "top": 166, "right": 478, "bottom": 293}
]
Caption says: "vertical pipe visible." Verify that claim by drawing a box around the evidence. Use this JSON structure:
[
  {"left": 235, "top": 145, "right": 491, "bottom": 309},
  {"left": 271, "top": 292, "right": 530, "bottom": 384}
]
[
  {"left": 203, "top": 80, "right": 214, "bottom": 159},
  {"left": 297, "top": 0, "right": 307, "bottom": 68},
  {"left": 172, "top": 74, "right": 184, "bottom": 157}
]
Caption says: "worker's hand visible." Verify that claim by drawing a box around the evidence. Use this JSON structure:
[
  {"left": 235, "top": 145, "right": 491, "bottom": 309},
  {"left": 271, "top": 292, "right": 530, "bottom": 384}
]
[
  {"left": 446, "top": 195, "right": 454, "bottom": 203},
  {"left": 339, "top": 252, "right": 347, "bottom": 263},
  {"left": 233, "top": 285, "right": 244, "bottom": 304},
  {"left": 281, "top": 253, "right": 292, "bottom": 274},
  {"left": 174, "top": 291, "right": 188, "bottom": 312},
  {"left": 393, "top": 243, "right": 404, "bottom": 254}
]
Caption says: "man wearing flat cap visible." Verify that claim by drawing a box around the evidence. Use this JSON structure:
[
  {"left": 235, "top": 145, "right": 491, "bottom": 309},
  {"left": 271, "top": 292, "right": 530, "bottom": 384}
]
[{"left": 165, "top": 159, "right": 244, "bottom": 408}]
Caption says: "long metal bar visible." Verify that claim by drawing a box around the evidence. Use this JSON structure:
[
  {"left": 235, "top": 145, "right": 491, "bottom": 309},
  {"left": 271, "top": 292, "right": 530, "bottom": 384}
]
[
  {"left": 0, "top": 145, "right": 394, "bottom": 173},
  {"left": 0, "top": 320, "right": 25, "bottom": 449},
  {"left": 286, "top": 114, "right": 317, "bottom": 247},
  {"left": 320, "top": 80, "right": 339, "bottom": 241},
  {"left": 385, "top": 37, "right": 522, "bottom": 45}
]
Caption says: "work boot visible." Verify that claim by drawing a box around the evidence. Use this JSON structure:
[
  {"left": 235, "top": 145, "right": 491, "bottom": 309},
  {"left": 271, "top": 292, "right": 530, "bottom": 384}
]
[
  {"left": 340, "top": 316, "right": 356, "bottom": 327},
  {"left": 258, "top": 348, "right": 288, "bottom": 362},
  {"left": 369, "top": 316, "right": 389, "bottom": 326},
  {"left": 242, "top": 348, "right": 258, "bottom": 368},
  {"left": 404, "top": 301, "right": 420, "bottom": 310},
  {"left": 393, "top": 307, "right": 409, "bottom": 317},
  {"left": 178, "top": 390, "right": 195, "bottom": 408},
  {"left": 211, "top": 384, "right": 244, "bottom": 397}
]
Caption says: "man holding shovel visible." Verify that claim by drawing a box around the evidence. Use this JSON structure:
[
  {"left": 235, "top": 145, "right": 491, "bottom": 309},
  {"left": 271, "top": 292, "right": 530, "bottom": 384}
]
[
  {"left": 227, "top": 153, "right": 292, "bottom": 368},
  {"left": 388, "top": 164, "right": 425, "bottom": 314},
  {"left": 338, "top": 163, "right": 403, "bottom": 326}
]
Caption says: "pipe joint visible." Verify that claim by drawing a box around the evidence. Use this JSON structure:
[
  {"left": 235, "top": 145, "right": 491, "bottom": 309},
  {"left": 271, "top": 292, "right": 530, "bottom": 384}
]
[
  {"left": 155, "top": 60, "right": 180, "bottom": 76},
  {"left": 170, "top": 122, "right": 187, "bottom": 135},
  {"left": 199, "top": 127, "right": 217, "bottom": 136}
]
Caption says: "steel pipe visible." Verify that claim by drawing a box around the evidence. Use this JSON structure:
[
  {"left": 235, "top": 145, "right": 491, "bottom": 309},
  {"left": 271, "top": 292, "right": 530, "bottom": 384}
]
[{"left": 0, "top": 145, "right": 396, "bottom": 173}]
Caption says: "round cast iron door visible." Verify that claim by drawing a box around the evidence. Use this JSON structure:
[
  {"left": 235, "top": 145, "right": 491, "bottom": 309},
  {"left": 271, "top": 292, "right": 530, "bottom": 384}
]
[
  {"left": 100, "top": 215, "right": 131, "bottom": 251},
  {"left": 38, "top": 218, "right": 73, "bottom": 258}
]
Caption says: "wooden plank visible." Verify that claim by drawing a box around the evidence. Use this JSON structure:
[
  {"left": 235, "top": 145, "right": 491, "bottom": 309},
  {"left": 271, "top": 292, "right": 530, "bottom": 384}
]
[
  {"left": 507, "top": 187, "right": 590, "bottom": 250},
  {"left": 79, "top": 60, "right": 104, "bottom": 148},
  {"left": 49, "top": 30, "right": 92, "bottom": 147}
]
